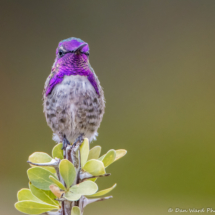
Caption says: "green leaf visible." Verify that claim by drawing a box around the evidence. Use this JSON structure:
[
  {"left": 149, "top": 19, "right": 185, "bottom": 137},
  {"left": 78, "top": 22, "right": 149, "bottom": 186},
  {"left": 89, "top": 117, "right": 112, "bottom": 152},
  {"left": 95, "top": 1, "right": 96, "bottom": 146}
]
[
  {"left": 83, "top": 159, "right": 105, "bottom": 176},
  {"left": 64, "top": 181, "right": 98, "bottom": 202},
  {"left": 29, "top": 152, "right": 56, "bottom": 174},
  {"left": 70, "top": 180, "right": 98, "bottom": 196},
  {"left": 64, "top": 192, "right": 81, "bottom": 201},
  {"left": 30, "top": 183, "right": 59, "bottom": 206},
  {"left": 80, "top": 138, "right": 89, "bottom": 167},
  {"left": 52, "top": 143, "right": 64, "bottom": 160},
  {"left": 98, "top": 149, "right": 127, "bottom": 165},
  {"left": 102, "top": 149, "right": 116, "bottom": 167},
  {"left": 15, "top": 200, "right": 59, "bottom": 215},
  {"left": 86, "top": 183, "right": 117, "bottom": 197},
  {"left": 28, "top": 167, "right": 57, "bottom": 190},
  {"left": 49, "top": 176, "right": 66, "bottom": 191},
  {"left": 59, "top": 159, "right": 76, "bottom": 188},
  {"left": 17, "top": 189, "right": 43, "bottom": 203},
  {"left": 115, "top": 149, "right": 127, "bottom": 161},
  {"left": 98, "top": 154, "right": 106, "bottom": 161},
  {"left": 71, "top": 206, "right": 81, "bottom": 215},
  {"left": 88, "top": 146, "right": 101, "bottom": 160}
]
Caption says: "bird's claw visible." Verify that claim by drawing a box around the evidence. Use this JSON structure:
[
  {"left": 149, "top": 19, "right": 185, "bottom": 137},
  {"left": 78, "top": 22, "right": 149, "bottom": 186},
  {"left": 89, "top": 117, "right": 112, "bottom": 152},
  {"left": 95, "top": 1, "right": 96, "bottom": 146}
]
[
  {"left": 62, "top": 135, "right": 70, "bottom": 150},
  {"left": 72, "top": 134, "right": 84, "bottom": 149}
]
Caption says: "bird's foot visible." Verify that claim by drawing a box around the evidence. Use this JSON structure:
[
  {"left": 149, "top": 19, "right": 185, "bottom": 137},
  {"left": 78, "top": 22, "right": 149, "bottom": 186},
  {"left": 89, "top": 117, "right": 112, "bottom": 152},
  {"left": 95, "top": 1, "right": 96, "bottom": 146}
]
[
  {"left": 72, "top": 134, "right": 84, "bottom": 149},
  {"left": 62, "top": 135, "right": 70, "bottom": 150}
]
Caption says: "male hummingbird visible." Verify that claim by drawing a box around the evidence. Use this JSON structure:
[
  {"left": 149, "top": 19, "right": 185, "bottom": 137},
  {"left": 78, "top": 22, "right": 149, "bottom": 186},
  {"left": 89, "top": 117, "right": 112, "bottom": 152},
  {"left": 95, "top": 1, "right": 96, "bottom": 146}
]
[{"left": 43, "top": 37, "right": 105, "bottom": 148}]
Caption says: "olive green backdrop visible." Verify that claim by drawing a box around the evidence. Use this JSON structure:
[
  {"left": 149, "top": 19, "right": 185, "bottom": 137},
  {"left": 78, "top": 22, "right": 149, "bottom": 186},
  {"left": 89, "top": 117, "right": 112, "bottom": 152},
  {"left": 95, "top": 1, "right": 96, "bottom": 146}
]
[{"left": 1, "top": 1, "right": 215, "bottom": 214}]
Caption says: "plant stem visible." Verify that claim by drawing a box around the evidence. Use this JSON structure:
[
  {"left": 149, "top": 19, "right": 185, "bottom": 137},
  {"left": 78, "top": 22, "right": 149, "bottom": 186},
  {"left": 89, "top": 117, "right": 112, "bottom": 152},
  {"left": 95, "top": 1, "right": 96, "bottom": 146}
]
[{"left": 60, "top": 142, "right": 82, "bottom": 215}]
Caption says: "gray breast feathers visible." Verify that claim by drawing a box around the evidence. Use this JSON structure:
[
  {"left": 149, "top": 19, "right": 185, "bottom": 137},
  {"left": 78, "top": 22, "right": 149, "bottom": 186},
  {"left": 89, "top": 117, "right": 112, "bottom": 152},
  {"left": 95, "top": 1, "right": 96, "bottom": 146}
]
[{"left": 43, "top": 75, "right": 105, "bottom": 143}]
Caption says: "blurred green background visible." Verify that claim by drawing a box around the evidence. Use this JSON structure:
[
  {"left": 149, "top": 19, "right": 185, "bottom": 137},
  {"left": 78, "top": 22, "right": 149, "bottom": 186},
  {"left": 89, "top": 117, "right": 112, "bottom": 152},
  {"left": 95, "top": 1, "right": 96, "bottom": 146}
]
[{"left": 1, "top": 0, "right": 215, "bottom": 214}]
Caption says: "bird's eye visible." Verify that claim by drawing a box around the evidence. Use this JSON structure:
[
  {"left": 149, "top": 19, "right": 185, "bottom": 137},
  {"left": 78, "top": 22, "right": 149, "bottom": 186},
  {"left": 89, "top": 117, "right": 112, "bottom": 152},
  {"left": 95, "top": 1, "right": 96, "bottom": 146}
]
[{"left": 58, "top": 50, "right": 64, "bottom": 57}]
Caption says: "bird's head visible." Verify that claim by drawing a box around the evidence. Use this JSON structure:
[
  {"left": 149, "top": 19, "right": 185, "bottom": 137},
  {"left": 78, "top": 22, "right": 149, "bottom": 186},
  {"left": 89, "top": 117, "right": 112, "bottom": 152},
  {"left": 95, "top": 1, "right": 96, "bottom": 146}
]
[{"left": 53, "top": 37, "right": 90, "bottom": 70}]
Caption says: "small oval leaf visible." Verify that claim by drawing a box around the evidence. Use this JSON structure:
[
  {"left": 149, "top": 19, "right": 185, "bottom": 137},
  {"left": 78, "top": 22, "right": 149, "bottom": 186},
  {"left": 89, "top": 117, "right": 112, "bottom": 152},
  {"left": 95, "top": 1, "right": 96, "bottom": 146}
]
[
  {"left": 28, "top": 167, "right": 57, "bottom": 190},
  {"left": 70, "top": 180, "right": 98, "bottom": 196},
  {"left": 29, "top": 152, "right": 56, "bottom": 173},
  {"left": 86, "top": 183, "right": 117, "bottom": 197},
  {"left": 80, "top": 138, "right": 89, "bottom": 167},
  {"left": 71, "top": 206, "right": 81, "bottom": 215},
  {"left": 59, "top": 159, "right": 76, "bottom": 188},
  {"left": 30, "top": 184, "right": 59, "bottom": 206},
  {"left": 17, "top": 189, "right": 43, "bottom": 203},
  {"left": 49, "top": 176, "right": 66, "bottom": 191},
  {"left": 102, "top": 149, "right": 116, "bottom": 167},
  {"left": 88, "top": 146, "right": 101, "bottom": 160},
  {"left": 83, "top": 159, "right": 105, "bottom": 176},
  {"left": 64, "top": 192, "right": 82, "bottom": 201},
  {"left": 52, "top": 143, "right": 64, "bottom": 159},
  {"left": 115, "top": 149, "right": 127, "bottom": 161},
  {"left": 15, "top": 200, "right": 59, "bottom": 214}
]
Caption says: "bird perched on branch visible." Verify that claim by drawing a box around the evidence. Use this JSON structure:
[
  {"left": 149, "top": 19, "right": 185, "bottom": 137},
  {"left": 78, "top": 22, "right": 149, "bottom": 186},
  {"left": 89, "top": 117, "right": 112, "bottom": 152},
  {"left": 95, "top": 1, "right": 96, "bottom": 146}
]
[{"left": 43, "top": 37, "right": 105, "bottom": 149}]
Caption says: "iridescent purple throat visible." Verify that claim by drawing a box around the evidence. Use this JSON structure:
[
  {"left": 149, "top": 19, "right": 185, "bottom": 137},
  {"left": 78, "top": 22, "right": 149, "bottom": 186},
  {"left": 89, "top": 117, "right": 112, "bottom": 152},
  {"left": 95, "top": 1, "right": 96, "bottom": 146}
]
[{"left": 45, "top": 67, "right": 100, "bottom": 97}]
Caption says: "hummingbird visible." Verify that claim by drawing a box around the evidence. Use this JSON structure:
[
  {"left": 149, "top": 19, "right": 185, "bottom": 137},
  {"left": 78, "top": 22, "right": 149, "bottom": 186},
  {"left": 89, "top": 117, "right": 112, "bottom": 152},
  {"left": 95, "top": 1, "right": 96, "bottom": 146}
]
[{"left": 43, "top": 37, "right": 105, "bottom": 149}]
